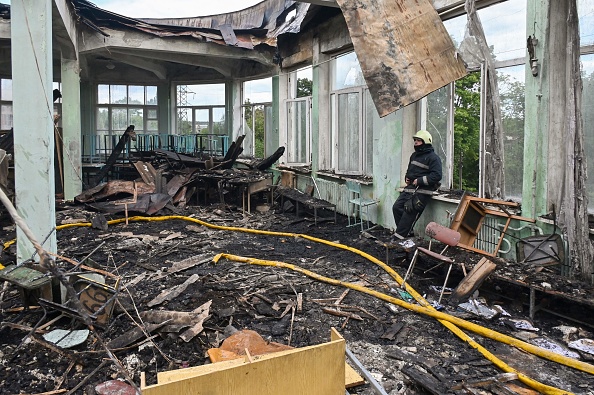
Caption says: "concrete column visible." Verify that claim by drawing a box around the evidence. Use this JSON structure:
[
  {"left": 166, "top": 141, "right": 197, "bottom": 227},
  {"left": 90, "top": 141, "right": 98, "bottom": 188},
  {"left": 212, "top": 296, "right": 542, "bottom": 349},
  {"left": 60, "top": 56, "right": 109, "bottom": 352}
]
[
  {"left": 277, "top": 72, "right": 289, "bottom": 164},
  {"left": 312, "top": 35, "right": 330, "bottom": 173},
  {"left": 269, "top": 75, "right": 281, "bottom": 156},
  {"left": 61, "top": 58, "right": 82, "bottom": 200},
  {"left": 523, "top": 0, "right": 568, "bottom": 218},
  {"left": 227, "top": 80, "right": 242, "bottom": 141},
  {"left": 11, "top": 0, "right": 56, "bottom": 261}
]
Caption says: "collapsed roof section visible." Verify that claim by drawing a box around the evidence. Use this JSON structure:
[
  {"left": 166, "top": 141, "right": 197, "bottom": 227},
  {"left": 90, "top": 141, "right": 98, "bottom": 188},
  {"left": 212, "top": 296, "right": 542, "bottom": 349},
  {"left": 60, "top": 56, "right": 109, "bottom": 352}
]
[{"left": 69, "top": 0, "right": 310, "bottom": 49}]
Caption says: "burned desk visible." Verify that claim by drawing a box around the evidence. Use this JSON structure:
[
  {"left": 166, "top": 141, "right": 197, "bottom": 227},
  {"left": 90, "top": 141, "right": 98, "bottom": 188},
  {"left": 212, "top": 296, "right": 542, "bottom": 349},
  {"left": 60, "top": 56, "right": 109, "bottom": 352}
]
[
  {"left": 276, "top": 186, "right": 336, "bottom": 225},
  {"left": 191, "top": 170, "right": 273, "bottom": 213}
]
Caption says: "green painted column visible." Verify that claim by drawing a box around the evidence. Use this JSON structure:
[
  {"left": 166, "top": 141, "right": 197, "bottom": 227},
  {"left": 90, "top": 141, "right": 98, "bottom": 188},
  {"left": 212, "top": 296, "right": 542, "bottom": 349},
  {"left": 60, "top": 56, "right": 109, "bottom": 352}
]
[
  {"left": 11, "top": 0, "right": 56, "bottom": 260},
  {"left": 522, "top": 0, "right": 550, "bottom": 219},
  {"left": 61, "top": 58, "right": 82, "bottom": 200}
]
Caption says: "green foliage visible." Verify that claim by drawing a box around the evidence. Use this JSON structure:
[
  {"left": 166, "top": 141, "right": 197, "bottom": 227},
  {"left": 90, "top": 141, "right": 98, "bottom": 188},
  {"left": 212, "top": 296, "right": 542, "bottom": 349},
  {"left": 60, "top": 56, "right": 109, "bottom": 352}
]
[
  {"left": 297, "top": 78, "right": 312, "bottom": 98},
  {"left": 453, "top": 72, "right": 481, "bottom": 191},
  {"left": 244, "top": 99, "right": 266, "bottom": 158}
]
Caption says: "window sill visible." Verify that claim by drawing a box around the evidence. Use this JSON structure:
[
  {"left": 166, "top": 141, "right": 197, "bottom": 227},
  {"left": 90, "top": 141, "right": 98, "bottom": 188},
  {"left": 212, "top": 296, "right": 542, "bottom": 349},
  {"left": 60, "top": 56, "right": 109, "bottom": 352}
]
[{"left": 316, "top": 171, "right": 374, "bottom": 185}]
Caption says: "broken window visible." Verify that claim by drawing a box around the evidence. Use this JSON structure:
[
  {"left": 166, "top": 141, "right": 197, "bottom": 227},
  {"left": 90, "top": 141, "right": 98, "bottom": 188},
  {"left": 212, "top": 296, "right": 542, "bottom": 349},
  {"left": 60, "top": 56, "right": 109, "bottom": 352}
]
[
  {"left": 1, "top": 79, "right": 12, "bottom": 130},
  {"left": 498, "top": 64, "right": 525, "bottom": 200},
  {"left": 286, "top": 66, "right": 312, "bottom": 165},
  {"left": 94, "top": 84, "right": 158, "bottom": 161},
  {"left": 242, "top": 78, "right": 272, "bottom": 159},
  {"left": 422, "top": 84, "right": 454, "bottom": 189},
  {"left": 420, "top": 1, "right": 527, "bottom": 195},
  {"left": 328, "top": 52, "right": 372, "bottom": 176}
]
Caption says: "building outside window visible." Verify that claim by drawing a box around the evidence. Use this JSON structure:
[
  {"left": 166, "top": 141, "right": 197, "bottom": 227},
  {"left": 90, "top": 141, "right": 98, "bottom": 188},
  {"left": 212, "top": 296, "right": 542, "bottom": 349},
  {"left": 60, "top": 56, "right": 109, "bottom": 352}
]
[
  {"left": 286, "top": 66, "right": 312, "bottom": 165},
  {"left": 329, "top": 52, "right": 373, "bottom": 176},
  {"left": 242, "top": 77, "right": 272, "bottom": 159}
]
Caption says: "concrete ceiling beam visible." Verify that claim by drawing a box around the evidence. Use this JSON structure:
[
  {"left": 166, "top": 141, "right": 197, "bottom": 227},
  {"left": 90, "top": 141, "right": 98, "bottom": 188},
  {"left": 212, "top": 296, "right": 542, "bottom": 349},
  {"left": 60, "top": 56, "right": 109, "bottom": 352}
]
[
  {"left": 109, "top": 49, "right": 236, "bottom": 77},
  {"left": 78, "top": 28, "right": 274, "bottom": 67},
  {"left": 52, "top": 0, "right": 78, "bottom": 60},
  {"left": 107, "top": 51, "right": 168, "bottom": 79}
]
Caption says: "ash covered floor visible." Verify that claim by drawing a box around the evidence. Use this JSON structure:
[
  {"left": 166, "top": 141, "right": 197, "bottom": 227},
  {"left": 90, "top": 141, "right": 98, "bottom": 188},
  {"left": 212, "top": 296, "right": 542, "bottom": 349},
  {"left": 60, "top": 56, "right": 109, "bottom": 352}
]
[{"left": 0, "top": 202, "right": 593, "bottom": 394}]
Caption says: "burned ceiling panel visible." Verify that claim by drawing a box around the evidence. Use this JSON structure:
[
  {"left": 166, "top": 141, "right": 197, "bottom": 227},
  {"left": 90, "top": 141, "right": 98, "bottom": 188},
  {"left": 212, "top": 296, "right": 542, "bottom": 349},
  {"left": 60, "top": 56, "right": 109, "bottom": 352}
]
[{"left": 336, "top": 0, "right": 467, "bottom": 117}]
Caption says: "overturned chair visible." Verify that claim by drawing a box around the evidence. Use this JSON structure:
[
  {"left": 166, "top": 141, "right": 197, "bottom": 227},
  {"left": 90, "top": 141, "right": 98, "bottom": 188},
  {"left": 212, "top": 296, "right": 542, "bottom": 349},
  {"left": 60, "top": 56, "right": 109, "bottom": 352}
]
[{"left": 401, "top": 221, "right": 461, "bottom": 304}]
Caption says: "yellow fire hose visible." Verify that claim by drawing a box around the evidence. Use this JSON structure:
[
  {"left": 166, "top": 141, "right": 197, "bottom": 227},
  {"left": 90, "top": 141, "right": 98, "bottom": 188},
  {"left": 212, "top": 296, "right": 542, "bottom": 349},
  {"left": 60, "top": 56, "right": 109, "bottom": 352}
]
[{"left": 5, "top": 214, "right": 592, "bottom": 393}]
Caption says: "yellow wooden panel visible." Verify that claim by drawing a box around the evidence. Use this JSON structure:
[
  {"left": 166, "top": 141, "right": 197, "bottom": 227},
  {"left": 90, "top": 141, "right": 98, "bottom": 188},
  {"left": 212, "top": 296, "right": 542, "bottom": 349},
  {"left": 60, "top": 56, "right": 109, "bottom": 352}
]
[{"left": 145, "top": 337, "right": 346, "bottom": 395}]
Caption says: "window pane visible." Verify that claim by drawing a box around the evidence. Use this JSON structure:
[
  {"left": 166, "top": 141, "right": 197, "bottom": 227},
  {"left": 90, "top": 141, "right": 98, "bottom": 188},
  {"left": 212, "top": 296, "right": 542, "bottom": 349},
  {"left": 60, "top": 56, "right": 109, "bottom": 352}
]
[
  {"left": 1, "top": 79, "right": 12, "bottom": 101},
  {"left": 498, "top": 65, "right": 525, "bottom": 200},
  {"left": 181, "top": 84, "right": 226, "bottom": 106},
  {"left": 129, "top": 86, "right": 144, "bottom": 105},
  {"left": 177, "top": 107, "right": 191, "bottom": 134},
  {"left": 96, "top": 107, "right": 109, "bottom": 130},
  {"left": 337, "top": 92, "right": 360, "bottom": 173},
  {"left": 147, "top": 109, "right": 157, "bottom": 119},
  {"left": 147, "top": 120, "right": 159, "bottom": 132},
  {"left": 579, "top": 0, "right": 594, "bottom": 46},
  {"left": 478, "top": 0, "right": 526, "bottom": 61},
  {"left": 426, "top": 86, "right": 450, "bottom": 187},
  {"left": 333, "top": 52, "right": 364, "bottom": 90},
  {"left": 112, "top": 108, "right": 127, "bottom": 131},
  {"left": 194, "top": 109, "right": 209, "bottom": 134},
  {"left": 147, "top": 86, "right": 158, "bottom": 105},
  {"left": 213, "top": 107, "right": 226, "bottom": 135},
  {"left": 296, "top": 66, "right": 313, "bottom": 99},
  {"left": 98, "top": 84, "right": 109, "bottom": 104},
  {"left": 129, "top": 108, "right": 144, "bottom": 131},
  {"left": 1, "top": 104, "right": 12, "bottom": 129},
  {"left": 582, "top": 54, "right": 594, "bottom": 212},
  {"left": 244, "top": 78, "right": 272, "bottom": 103},
  {"left": 110, "top": 85, "right": 127, "bottom": 104},
  {"left": 287, "top": 100, "right": 308, "bottom": 163}
]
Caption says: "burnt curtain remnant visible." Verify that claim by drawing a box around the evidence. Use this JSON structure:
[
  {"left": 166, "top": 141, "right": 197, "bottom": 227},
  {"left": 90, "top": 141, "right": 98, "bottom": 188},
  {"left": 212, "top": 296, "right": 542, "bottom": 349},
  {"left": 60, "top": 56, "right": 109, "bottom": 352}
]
[
  {"left": 335, "top": 0, "right": 467, "bottom": 118},
  {"left": 558, "top": 1, "right": 593, "bottom": 283}
]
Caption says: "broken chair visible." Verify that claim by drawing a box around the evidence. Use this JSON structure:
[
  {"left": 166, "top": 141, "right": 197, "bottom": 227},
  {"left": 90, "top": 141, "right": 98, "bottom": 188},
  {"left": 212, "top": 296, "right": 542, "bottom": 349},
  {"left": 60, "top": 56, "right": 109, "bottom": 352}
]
[
  {"left": 401, "top": 222, "right": 461, "bottom": 304},
  {"left": 346, "top": 180, "right": 378, "bottom": 231}
]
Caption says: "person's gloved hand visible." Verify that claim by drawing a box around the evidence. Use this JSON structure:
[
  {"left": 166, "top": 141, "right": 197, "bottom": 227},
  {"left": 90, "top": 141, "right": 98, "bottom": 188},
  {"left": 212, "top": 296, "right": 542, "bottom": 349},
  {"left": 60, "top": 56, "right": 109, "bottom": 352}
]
[{"left": 404, "top": 197, "right": 415, "bottom": 214}]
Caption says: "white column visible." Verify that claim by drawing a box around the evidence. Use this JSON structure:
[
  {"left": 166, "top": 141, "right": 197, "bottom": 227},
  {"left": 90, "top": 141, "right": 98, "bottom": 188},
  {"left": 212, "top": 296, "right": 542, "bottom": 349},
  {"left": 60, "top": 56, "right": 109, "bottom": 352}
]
[
  {"left": 11, "top": 0, "right": 56, "bottom": 260},
  {"left": 61, "top": 58, "right": 82, "bottom": 200}
]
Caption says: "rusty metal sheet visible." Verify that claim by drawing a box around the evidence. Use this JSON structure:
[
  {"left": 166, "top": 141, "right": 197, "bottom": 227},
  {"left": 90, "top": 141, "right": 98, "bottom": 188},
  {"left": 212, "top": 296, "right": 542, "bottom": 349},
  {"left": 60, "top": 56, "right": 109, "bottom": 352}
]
[
  {"left": 219, "top": 23, "right": 239, "bottom": 46},
  {"left": 336, "top": 0, "right": 467, "bottom": 117}
]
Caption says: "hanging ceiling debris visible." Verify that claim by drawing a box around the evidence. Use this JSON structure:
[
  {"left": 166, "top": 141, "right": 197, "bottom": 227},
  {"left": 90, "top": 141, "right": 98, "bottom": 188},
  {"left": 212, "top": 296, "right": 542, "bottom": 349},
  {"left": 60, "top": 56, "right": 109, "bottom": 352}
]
[
  {"left": 335, "top": 0, "right": 468, "bottom": 117},
  {"left": 69, "top": 0, "right": 310, "bottom": 49}
]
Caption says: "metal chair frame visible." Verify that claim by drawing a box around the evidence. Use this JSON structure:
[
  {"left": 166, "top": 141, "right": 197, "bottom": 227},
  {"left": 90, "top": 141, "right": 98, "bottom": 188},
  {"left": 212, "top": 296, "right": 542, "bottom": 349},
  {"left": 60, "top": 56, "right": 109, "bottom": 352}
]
[
  {"left": 401, "top": 222, "right": 461, "bottom": 304},
  {"left": 345, "top": 180, "right": 379, "bottom": 231}
]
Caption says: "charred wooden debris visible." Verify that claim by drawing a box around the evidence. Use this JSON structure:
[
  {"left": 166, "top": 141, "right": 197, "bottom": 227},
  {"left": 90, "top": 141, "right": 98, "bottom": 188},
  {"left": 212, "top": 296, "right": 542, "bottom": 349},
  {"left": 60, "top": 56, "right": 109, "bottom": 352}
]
[{"left": 76, "top": 135, "right": 285, "bottom": 216}]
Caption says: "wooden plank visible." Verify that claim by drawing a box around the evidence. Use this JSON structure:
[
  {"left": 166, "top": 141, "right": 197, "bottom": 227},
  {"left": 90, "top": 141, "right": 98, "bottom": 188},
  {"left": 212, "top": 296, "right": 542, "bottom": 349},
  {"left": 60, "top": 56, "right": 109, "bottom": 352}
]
[
  {"left": 144, "top": 334, "right": 346, "bottom": 395},
  {"left": 450, "top": 258, "right": 497, "bottom": 303}
]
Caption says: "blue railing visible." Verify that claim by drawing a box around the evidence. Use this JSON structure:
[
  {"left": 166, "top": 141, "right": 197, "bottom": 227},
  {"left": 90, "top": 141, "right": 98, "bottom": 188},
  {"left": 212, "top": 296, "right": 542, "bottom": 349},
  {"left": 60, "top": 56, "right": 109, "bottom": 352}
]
[{"left": 82, "top": 133, "right": 229, "bottom": 164}]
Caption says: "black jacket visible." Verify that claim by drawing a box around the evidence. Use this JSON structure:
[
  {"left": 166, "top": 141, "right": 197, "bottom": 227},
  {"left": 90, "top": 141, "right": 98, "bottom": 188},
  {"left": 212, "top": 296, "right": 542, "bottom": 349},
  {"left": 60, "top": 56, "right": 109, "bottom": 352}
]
[{"left": 404, "top": 145, "right": 442, "bottom": 191}]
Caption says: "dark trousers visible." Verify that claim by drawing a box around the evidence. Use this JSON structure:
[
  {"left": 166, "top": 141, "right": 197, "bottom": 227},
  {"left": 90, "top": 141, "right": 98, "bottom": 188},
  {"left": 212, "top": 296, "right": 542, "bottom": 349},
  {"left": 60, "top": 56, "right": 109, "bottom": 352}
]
[{"left": 392, "top": 191, "right": 432, "bottom": 237}]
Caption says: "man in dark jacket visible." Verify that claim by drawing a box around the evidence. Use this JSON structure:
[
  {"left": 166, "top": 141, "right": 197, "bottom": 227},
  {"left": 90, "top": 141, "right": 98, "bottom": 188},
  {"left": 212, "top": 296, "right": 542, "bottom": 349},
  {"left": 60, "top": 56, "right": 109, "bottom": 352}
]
[{"left": 392, "top": 130, "right": 442, "bottom": 238}]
